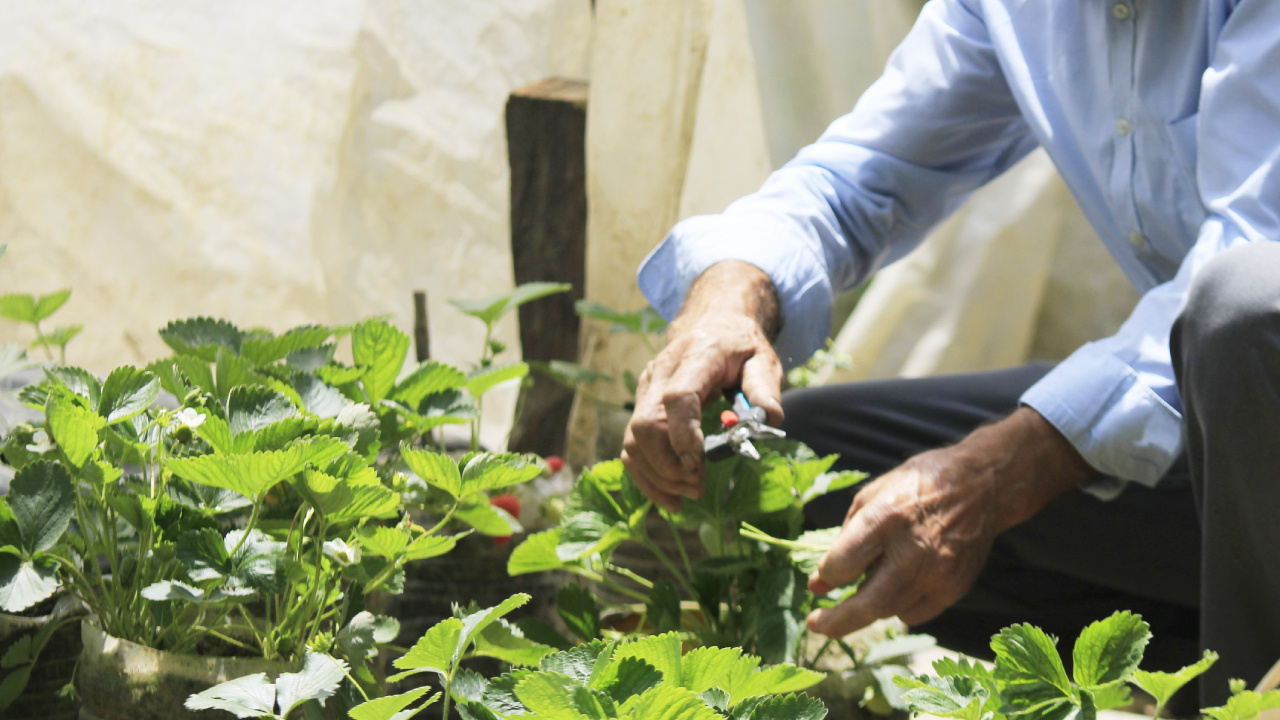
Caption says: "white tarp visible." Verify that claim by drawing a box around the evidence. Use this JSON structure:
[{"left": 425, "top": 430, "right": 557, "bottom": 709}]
[{"left": 0, "top": 0, "right": 592, "bottom": 449}]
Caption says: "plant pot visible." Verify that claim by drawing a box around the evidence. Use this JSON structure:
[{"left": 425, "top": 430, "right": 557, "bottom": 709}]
[
  {"left": 75, "top": 617, "right": 284, "bottom": 720},
  {"left": 805, "top": 670, "right": 906, "bottom": 720},
  {"left": 0, "top": 594, "right": 85, "bottom": 720}
]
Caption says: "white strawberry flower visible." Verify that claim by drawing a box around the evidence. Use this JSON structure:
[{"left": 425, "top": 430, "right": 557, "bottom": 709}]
[
  {"left": 323, "top": 538, "right": 361, "bottom": 566},
  {"left": 174, "top": 407, "right": 207, "bottom": 429},
  {"left": 25, "top": 430, "right": 54, "bottom": 454}
]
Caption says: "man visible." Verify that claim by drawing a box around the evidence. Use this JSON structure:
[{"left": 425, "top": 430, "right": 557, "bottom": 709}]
[{"left": 621, "top": 0, "right": 1280, "bottom": 708}]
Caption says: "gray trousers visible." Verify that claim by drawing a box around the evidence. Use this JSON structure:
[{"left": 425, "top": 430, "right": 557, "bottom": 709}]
[{"left": 782, "top": 242, "right": 1280, "bottom": 710}]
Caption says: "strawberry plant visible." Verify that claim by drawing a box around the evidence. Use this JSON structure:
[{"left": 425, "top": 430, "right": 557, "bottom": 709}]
[
  {"left": 505, "top": 399, "right": 868, "bottom": 667},
  {"left": 893, "top": 610, "right": 1278, "bottom": 720}
]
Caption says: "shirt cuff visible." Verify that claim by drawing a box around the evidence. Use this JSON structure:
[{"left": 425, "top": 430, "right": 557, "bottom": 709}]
[
  {"left": 1019, "top": 342, "right": 1184, "bottom": 497},
  {"left": 636, "top": 213, "right": 833, "bottom": 369}
]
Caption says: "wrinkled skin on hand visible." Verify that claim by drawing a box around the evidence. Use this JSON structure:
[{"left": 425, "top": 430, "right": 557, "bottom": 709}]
[
  {"left": 622, "top": 261, "right": 782, "bottom": 513},
  {"left": 806, "top": 406, "right": 1095, "bottom": 638}
]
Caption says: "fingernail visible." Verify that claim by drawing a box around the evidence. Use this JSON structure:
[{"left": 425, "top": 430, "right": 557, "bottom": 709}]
[{"left": 680, "top": 453, "right": 698, "bottom": 475}]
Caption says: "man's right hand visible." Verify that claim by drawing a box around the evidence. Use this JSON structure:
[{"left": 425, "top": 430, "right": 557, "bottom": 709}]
[{"left": 621, "top": 261, "right": 785, "bottom": 512}]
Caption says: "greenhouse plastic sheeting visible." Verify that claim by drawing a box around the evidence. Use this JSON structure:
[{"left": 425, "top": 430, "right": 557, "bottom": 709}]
[
  {"left": 568, "top": 0, "right": 1137, "bottom": 463},
  {"left": 0, "top": 0, "right": 592, "bottom": 450}
]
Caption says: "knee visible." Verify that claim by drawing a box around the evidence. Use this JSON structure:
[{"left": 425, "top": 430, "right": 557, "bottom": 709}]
[{"left": 1176, "top": 242, "right": 1280, "bottom": 361}]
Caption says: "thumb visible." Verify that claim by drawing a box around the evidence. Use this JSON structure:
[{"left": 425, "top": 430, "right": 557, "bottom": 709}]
[{"left": 739, "top": 349, "right": 784, "bottom": 425}]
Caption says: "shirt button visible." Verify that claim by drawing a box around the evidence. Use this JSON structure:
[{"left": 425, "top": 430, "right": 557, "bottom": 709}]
[
  {"left": 1128, "top": 232, "right": 1147, "bottom": 248},
  {"left": 1116, "top": 119, "right": 1131, "bottom": 135},
  {"left": 1112, "top": 3, "right": 1131, "bottom": 20}
]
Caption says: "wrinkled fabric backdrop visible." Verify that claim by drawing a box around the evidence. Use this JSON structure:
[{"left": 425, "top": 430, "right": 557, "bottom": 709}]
[{"left": 0, "top": 1, "right": 1136, "bottom": 457}]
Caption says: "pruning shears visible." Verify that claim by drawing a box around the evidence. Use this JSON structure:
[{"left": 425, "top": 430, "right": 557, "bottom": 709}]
[{"left": 704, "top": 392, "right": 786, "bottom": 462}]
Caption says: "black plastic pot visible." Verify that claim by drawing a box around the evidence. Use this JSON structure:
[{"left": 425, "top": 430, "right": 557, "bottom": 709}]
[{"left": 0, "top": 594, "right": 84, "bottom": 720}]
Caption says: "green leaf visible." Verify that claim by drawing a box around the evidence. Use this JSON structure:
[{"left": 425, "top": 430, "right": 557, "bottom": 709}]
[
  {"left": 621, "top": 685, "right": 720, "bottom": 720},
  {"left": 46, "top": 366, "right": 101, "bottom": 408},
  {"left": 224, "top": 529, "right": 287, "bottom": 595},
  {"left": 240, "top": 325, "right": 332, "bottom": 366},
  {"left": 351, "top": 319, "right": 410, "bottom": 404},
  {"left": 467, "top": 363, "right": 529, "bottom": 399},
  {"left": 450, "top": 282, "right": 572, "bottom": 327},
  {"left": 227, "top": 385, "right": 299, "bottom": 436},
  {"left": 275, "top": 652, "right": 349, "bottom": 716},
  {"left": 8, "top": 461, "right": 74, "bottom": 554},
  {"left": 98, "top": 366, "right": 160, "bottom": 424},
  {"left": 574, "top": 301, "right": 668, "bottom": 336},
  {"left": 46, "top": 394, "right": 104, "bottom": 467},
  {"left": 679, "top": 647, "right": 741, "bottom": 695},
  {"left": 1203, "top": 689, "right": 1280, "bottom": 720},
  {"left": 165, "top": 438, "right": 347, "bottom": 499},
  {"left": 0, "top": 663, "right": 33, "bottom": 709},
  {"left": 508, "top": 529, "right": 566, "bottom": 575},
  {"left": 557, "top": 585, "right": 602, "bottom": 642},
  {"left": 177, "top": 527, "right": 231, "bottom": 582},
  {"left": 0, "top": 295, "right": 36, "bottom": 324},
  {"left": 393, "top": 361, "right": 468, "bottom": 409},
  {"left": 459, "top": 595, "right": 532, "bottom": 659},
  {"left": 598, "top": 657, "right": 663, "bottom": 704},
  {"left": 735, "top": 664, "right": 824, "bottom": 700},
  {"left": 290, "top": 375, "right": 348, "bottom": 419},
  {"left": 473, "top": 619, "right": 555, "bottom": 667},
  {"left": 1072, "top": 611, "right": 1150, "bottom": 688},
  {"left": 557, "top": 512, "right": 626, "bottom": 561},
  {"left": 31, "top": 324, "right": 83, "bottom": 351},
  {"left": 895, "top": 674, "right": 989, "bottom": 720},
  {"left": 401, "top": 446, "right": 462, "bottom": 497},
  {"left": 540, "top": 641, "right": 614, "bottom": 688},
  {"left": 613, "top": 634, "right": 682, "bottom": 691},
  {"left": 356, "top": 526, "right": 411, "bottom": 560},
  {"left": 1131, "top": 651, "right": 1218, "bottom": 713},
  {"left": 460, "top": 453, "right": 544, "bottom": 495},
  {"left": 800, "top": 470, "right": 867, "bottom": 503},
  {"left": 991, "top": 624, "right": 1074, "bottom": 717},
  {"left": 738, "top": 693, "right": 827, "bottom": 720},
  {"left": 33, "top": 290, "right": 71, "bottom": 322},
  {"left": 0, "top": 554, "right": 59, "bottom": 613},
  {"left": 755, "top": 568, "right": 806, "bottom": 664},
  {"left": 300, "top": 468, "right": 400, "bottom": 521},
  {"left": 645, "top": 582, "right": 682, "bottom": 635},
  {"left": 516, "top": 671, "right": 616, "bottom": 720},
  {"left": 863, "top": 634, "right": 938, "bottom": 665},
  {"left": 160, "top": 317, "right": 244, "bottom": 361},
  {"left": 457, "top": 500, "right": 521, "bottom": 537},
  {"left": 393, "top": 617, "right": 464, "bottom": 676},
  {"left": 350, "top": 687, "right": 433, "bottom": 720},
  {"left": 403, "top": 534, "right": 460, "bottom": 561}
]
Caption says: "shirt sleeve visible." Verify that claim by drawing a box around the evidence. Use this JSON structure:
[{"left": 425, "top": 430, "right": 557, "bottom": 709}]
[
  {"left": 1020, "top": 0, "right": 1280, "bottom": 494},
  {"left": 636, "top": 0, "right": 1039, "bottom": 368}
]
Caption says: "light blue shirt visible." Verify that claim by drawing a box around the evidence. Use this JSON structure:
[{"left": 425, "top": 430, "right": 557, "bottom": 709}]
[{"left": 637, "top": 0, "right": 1280, "bottom": 490}]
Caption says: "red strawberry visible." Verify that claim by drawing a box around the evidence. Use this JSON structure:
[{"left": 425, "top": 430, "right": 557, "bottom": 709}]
[
  {"left": 490, "top": 493, "right": 521, "bottom": 519},
  {"left": 720, "top": 410, "right": 739, "bottom": 428},
  {"left": 545, "top": 456, "right": 565, "bottom": 474},
  {"left": 490, "top": 493, "right": 521, "bottom": 547}
]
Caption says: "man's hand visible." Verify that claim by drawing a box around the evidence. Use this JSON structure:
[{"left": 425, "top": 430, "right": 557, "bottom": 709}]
[
  {"left": 622, "top": 261, "right": 784, "bottom": 512},
  {"left": 806, "top": 407, "right": 1095, "bottom": 637}
]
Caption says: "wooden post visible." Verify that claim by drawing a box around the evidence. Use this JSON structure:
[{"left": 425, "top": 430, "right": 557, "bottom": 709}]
[
  {"left": 413, "top": 291, "right": 430, "bottom": 362},
  {"left": 505, "top": 78, "right": 588, "bottom": 457}
]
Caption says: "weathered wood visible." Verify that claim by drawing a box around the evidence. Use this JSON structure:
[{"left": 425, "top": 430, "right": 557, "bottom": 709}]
[{"left": 506, "top": 77, "right": 588, "bottom": 457}]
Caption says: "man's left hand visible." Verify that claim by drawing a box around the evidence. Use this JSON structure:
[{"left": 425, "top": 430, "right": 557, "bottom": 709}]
[{"left": 806, "top": 407, "right": 1095, "bottom": 637}]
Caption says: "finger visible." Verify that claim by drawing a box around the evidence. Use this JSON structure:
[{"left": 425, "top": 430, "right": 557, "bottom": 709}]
[
  {"left": 807, "top": 550, "right": 916, "bottom": 638},
  {"left": 629, "top": 412, "right": 702, "bottom": 499},
  {"left": 740, "top": 350, "right": 784, "bottom": 426},
  {"left": 898, "top": 594, "right": 948, "bottom": 627},
  {"left": 809, "top": 509, "right": 884, "bottom": 593},
  {"left": 662, "top": 391, "right": 707, "bottom": 486},
  {"left": 622, "top": 448, "right": 683, "bottom": 513}
]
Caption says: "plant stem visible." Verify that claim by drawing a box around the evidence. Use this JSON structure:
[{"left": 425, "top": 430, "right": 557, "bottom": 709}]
[
  {"left": 637, "top": 538, "right": 695, "bottom": 598},
  {"left": 228, "top": 497, "right": 265, "bottom": 560},
  {"left": 664, "top": 512, "right": 695, "bottom": 578},
  {"left": 32, "top": 321, "right": 52, "bottom": 361},
  {"left": 611, "top": 564, "right": 657, "bottom": 590},
  {"left": 424, "top": 502, "right": 460, "bottom": 537}
]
